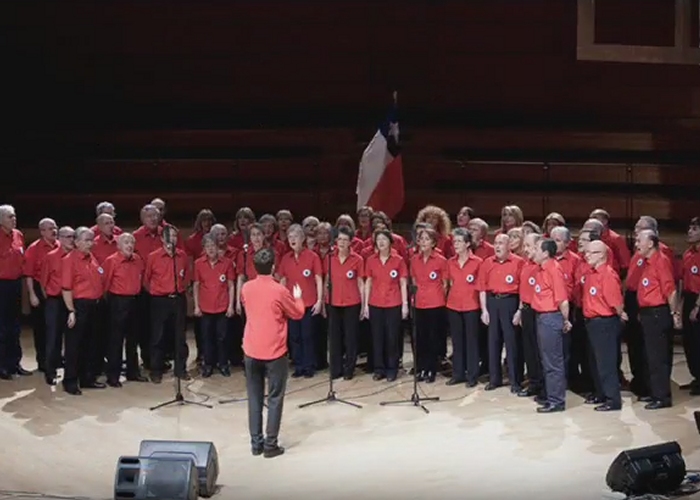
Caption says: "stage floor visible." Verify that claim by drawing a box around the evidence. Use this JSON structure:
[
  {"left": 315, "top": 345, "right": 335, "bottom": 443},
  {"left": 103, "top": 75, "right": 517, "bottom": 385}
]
[{"left": 0, "top": 330, "right": 699, "bottom": 500}]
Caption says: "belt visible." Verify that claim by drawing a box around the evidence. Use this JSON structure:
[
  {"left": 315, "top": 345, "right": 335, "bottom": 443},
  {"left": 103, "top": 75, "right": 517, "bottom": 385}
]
[
  {"left": 639, "top": 305, "right": 669, "bottom": 313},
  {"left": 490, "top": 293, "right": 517, "bottom": 299},
  {"left": 153, "top": 293, "right": 183, "bottom": 299},
  {"left": 536, "top": 310, "right": 559, "bottom": 314},
  {"left": 585, "top": 315, "right": 616, "bottom": 321}
]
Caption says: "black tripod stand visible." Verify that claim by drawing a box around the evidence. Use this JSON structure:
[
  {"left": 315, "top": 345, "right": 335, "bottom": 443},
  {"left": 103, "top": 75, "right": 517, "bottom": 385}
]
[
  {"left": 151, "top": 231, "right": 212, "bottom": 411},
  {"left": 299, "top": 243, "right": 361, "bottom": 409},
  {"left": 380, "top": 245, "right": 439, "bottom": 414}
]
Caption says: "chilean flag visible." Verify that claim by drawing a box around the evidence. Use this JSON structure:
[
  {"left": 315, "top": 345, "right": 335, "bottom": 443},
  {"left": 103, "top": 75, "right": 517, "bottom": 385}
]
[{"left": 355, "top": 96, "right": 404, "bottom": 219}]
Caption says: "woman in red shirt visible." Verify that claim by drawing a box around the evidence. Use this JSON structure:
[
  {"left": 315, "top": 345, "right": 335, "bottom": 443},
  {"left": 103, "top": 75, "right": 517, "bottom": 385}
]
[{"left": 415, "top": 205, "right": 454, "bottom": 258}]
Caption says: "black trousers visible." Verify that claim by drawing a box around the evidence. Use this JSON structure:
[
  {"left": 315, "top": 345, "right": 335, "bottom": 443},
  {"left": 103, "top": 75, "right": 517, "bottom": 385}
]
[
  {"left": 0, "top": 279, "right": 22, "bottom": 373},
  {"left": 478, "top": 321, "right": 489, "bottom": 375},
  {"left": 64, "top": 298, "right": 101, "bottom": 389},
  {"left": 150, "top": 294, "right": 188, "bottom": 376},
  {"left": 244, "top": 354, "right": 287, "bottom": 450},
  {"left": 415, "top": 307, "right": 445, "bottom": 374},
  {"left": 623, "top": 290, "right": 648, "bottom": 395},
  {"left": 201, "top": 312, "right": 228, "bottom": 368},
  {"left": 487, "top": 294, "right": 521, "bottom": 386},
  {"left": 447, "top": 309, "right": 480, "bottom": 384},
  {"left": 567, "top": 306, "right": 593, "bottom": 393},
  {"left": 369, "top": 305, "right": 401, "bottom": 376},
  {"left": 521, "top": 304, "right": 544, "bottom": 394},
  {"left": 639, "top": 305, "right": 673, "bottom": 405},
  {"left": 314, "top": 313, "right": 328, "bottom": 370},
  {"left": 137, "top": 290, "right": 152, "bottom": 368},
  {"left": 682, "top": 292, "right": 700, "bottom": 382},
  {"left": 586, "top": 316, "right": 622, "bottom": 408},
  {"left": 107, "top": 294, "right": 140, "bottom": 381},
  {"left": 328, "top": 304, "right": 360, "bottom": 378},
  {"left": 96, "top": 298, "right": 110, "bottom": 373},
  {"left": 193, "top": 316, "right": 203, "bottom": 360},
  {"left": 44, "top": 296, "right": 66, "bottom": 379},
  {"left": 29, "top": 281, "right": 47, "bottom": 371},
  {"left": 227, "top": 315, "right": 244, "bottom": 367}
]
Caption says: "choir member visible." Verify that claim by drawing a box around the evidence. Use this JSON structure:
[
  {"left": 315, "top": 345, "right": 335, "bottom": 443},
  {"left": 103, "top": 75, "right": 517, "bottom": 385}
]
[
  {"left": 23, "top": 217, "right": 58, "bottom": 373},
  {"left": 315, "top": 222, "right": 332, "bottom": 260},
  {"left": 415, "top": 205, "right": 454, "bottom": 258},
  {"left": 335, "top": 214, "right": 365, "bottom": 253},
  {"left": 467, "top": 218, "right": 495, "bottom": 260},
  {"left": 363, "top": 229, "right": 408, "bottom": 381},
  {"left": 445, "top": 228, "right": 482, "bottom": 387},
  {"left": 93, "top": 214, "right": 118, "bottom": 265},
  {"left": 211, "top": 222, "right": 241, "bottom": 367},
  {"left": 479, "top": 234, "right": 524, "bottom": 391},
  {"left": 495, "top": 205, "right": 524, "bottom": 239},
  {"left": 103, "top": 232, "right": 148, "bottom": 386},
  {"left": 356, "top": 206, "right": 374, "bottom": 241},
  {"left": 532, "top": 238, "right": 571, "bottom": 413},
  {"left": 455, "top": 206, "right": 475, "bottom": 229},
  {"left": 507, "top": 227, "right": 524, "bottom": 256},
  {"left": 91, "top": 201, "right": 123, "bottom": 236},
  {"left": 259, "top": 213, "right": 287, "bottom": 256},
  {"left": 521, "top": 221, "right": 542, "bottom": 236},
  {"left": 193, "top": 233, "right": 235, "bottom": 377},
  {"left": 150, "top": 198, "right": 169, "bottom": 227},
  {"left": 275, "top": 209, "right": 294, "bottom": 251},
  {"left": 590, "top": 208, "right": 631, "bottom": 278},
  {"left": 543, "top": 212, "right": 577, "bottom": 252},
  {"left": 365, "top": 211, "right": 407, "bottom": 260},
  {"left": 582, "top": 240, "right": 626, "bottom": 411},
  {"left": 210, "top": 223, "right": 236, "bottom": 259},
  {"left": 277, "top": 224, "right": 323, "bottom": 378},
  {"left": 235, "top": 223, "right": 270, "bottom": 315},
  {"left": 229, "top": 207, "right": 255, "bottom": 250},
  {"left": 61, "top": 227, "right": 105, "bottom": 395},
  {"left": 681, "top": 217, "right": 700, "bottom": 395},
  {"left": 301, "top": 216, "right": 320, "bottom": 251},
  {"left": 314, "top": 221, "right": 332, "bottom": 369},
  {"left": 185, "top": 209, "right": 216, "bottom": 260}
]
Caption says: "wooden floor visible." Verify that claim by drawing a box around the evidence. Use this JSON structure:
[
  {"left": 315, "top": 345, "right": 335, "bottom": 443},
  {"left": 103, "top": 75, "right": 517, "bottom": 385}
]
[{"left": 1, "top": 329, "right": 699, "bottom": 500}]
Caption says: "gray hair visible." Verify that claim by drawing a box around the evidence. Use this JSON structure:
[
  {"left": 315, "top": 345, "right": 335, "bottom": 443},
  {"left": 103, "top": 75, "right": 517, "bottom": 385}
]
[
  {"left": 38, "top": 218, "right": 56, "bottom": 229},
  {"left": 637, "top": 215, "right": 658, "bottom": 233},
  {"left": 96, "top": 213, "right": 114, "bottom": 224},
  {"left": 209, "top": 224, "right": 228, "bottom": 237},
  {"left": 287, "top": 223, "right": 305, "bottom": 239},
  {"left": 202, "top": 233, "right": 217, "bottom": 246},
  {"left": 95, "top": 201, "right": 115, "bottom": 216},
  {"left": 58, "top": 226, "right": 75, "bottom": 238},
  {"left": 74, "top": 226, "right": 94, "bottom": 241},
  {"left": 0, "top": 205, "right": 16, "bottom": 218},
  {"left": 582, "top": 218, "right": 604, "bottom": 233},
  {"left": 550, "top": 226, "right": 571, "bottom": 243},
  {"left": 302, "top": 216, "right": 320, "bottom": 227},
  {"left": 468, "top": 218, "right": 489, "bottom": 235},
  {"left": 117, "top": 232, "right": 135, "bottom": 245}
]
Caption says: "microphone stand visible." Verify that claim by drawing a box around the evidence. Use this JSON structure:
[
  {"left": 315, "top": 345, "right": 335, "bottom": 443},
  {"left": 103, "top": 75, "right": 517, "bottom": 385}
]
[
  {"left": 379, "top": 241, "right": 440, "bottom": 414},
  {"left": 299, "top": 243, "right": 361, "bottom": 409},
  {"left": 151, "top": 239, "right": 212, "bottom": 411}
]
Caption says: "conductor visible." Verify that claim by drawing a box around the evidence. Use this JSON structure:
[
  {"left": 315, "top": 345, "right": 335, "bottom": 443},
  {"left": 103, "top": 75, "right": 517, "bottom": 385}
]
[{"left": 241, "top": 248, "right": 304, "bottom": 458}]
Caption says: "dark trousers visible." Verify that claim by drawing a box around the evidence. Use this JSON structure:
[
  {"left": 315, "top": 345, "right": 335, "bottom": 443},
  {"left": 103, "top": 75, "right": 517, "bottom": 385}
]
[
  {"left": 150, "top": 294, "right": 188, "bottom": 376},
  {"left": 447, "top": 309, "right": 480, "bottom": 384},
  {"left": 567, "top": 306, "right": 593, "bottom": 392},
  {"left": 96, "top": 299, "right": 110, "bottom": 373},
  {"left": 137, "top": 290, "right": 151, "bottom": 368},
  {"left": 64, "top": 298, "right": 101, "bottom": 388},
  {"left": 193, "top": 316, "right": 203, "bottom": 360},
  {"left": 288, "top": 307, "right": 315, "bottom": 374},
  {"left": 107, "top": 294, "right": 140, "bottom": 381},
  {"left": 624, "top": 290, "right": 648, "bottom": 394},
  {"left": 0, "top": 279, "right": 22, "bottom": 372},
  {"left": 478, "top": 321, "right": 489, "bottom": 375},
  {"left": 414, "top": 307, "right": 445, "bottom": 374},
  {"left": 314, "top": 314, "right": 328, "bottom": 370},
  {"left": 245, "top": 354, "right": 288, "bottom": 450},
  {"left": 586, "top": 316, "right": 622, "bottom": 408},
  {"left": 537, "top": 311, "right": 566, "bottom": 408},
  {"left": 487, "top": 294, "right": 521, "bottom": 386},
  {"left": 682, "top": 292, "right": 700, "bottom": 382},
  {"left": 44, "top": 296, "right": 66, "bottom": 379},
  {"left": 227, "top": 315, "right": 244, "bottom": 367},
  {"left": 328, "top": 304, "right": 360, "bottom": 378},
  {"left": 521, "top": 304, "right": 544, "bottom": 394},
  {"left": 201, "top": 312, "right": 228, "bottom": 369},
  {"left": 29, "top": 281, "right": 47, "bottom": 371},
  {"left": 369, "top": 305, "right": 401, "bottom": 376},
  {"left": 639, "top": 305, "right": 673, "bottom": 404}
]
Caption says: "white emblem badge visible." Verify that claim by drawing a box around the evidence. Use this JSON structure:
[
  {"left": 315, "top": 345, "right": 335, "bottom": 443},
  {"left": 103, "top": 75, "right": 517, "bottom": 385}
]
[
  {"left": 179, "top": 269, "right": 185, "bottom": 278},
  {"left": 302, "top": 269, "right": 311, "bottom": 278},
  {"left": 219, "top": 274, "right": 226, "bottom": 283},
  {"left": 692, "top": 265, "right": 699, "bottom": 275},
  {"left": 346, "top": 270, "right": 354, "bottom": 279},
  {"left": 389, "top": 269, "right": 398, "bottom": 279},
  {"left": 642, "top": 278, "right": 649, "bottom": 287},
  {"left": 97, "top": 267, "right": 104, "bottom": 274},
  {"left": 535, "top": 284, "right": 541, "bottom": 293},
  {"left": 589, "top": 286, "right": 597, "bottom": 296},
  {"left": 466, "top": 274, "right": 475, "bottom": 283},
  {"left": 637, "top": 258, "right": 643, "bottom": 267},
  {"left": 528, "top": 276, "right": 535, "bottom": 286},
  {"left": 505, "top": 274, "right": 514, "bottom": 284},
  {"left": 580, "top": 276, "right": 586, "bottom": 284},
  {"left": 19, "top": 247, "right": 24, "bottom": 255},
  {"left": 429, "top": 271, "right": 438, "bottom": 280}
]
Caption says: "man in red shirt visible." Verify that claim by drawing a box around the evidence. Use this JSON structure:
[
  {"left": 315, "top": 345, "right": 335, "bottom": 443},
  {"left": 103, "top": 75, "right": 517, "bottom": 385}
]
[
  {"left": 90, "top": 201, "right": 123, "bottom": 236},
  {"left": 589, "top": 209, "right": 631, "bottom": 277},
  {"left": 681, "top": 217, "right": 700, "bottom": 395},
  {"left": 468, "top": 217, "right": 495, "bottom": 376},
  {"left": 241, "top": 248, "right": 305, "bottom": 459},
  {"left": 582, "top": 241, "right": 627, "bottom": 412},
  {"left": 92, "top": 213, "right": 119, "bottom": 374},
  {"left": 103, "top": 232, "right": 148, "bottom": 386}
]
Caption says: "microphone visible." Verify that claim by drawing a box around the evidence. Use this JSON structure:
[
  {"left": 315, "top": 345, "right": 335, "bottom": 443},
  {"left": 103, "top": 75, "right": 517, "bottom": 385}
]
[
  {"left": 330, "top": 226, "right": 339, "bottom": 251},
  {"left": 163, "top": 225, "right": 174, "bottom": 250}
]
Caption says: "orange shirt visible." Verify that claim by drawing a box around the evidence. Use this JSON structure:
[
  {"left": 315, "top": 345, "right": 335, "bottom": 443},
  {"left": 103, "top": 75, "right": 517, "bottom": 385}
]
[
  {"left": 682, "top": 246, "right": 700, "bottom": 294},
  {"left": 133, "top": 226, "right": 162, "bottom": 260},
  {"left": 185, "top": 231, "right": 205, "bottom": 258},
  {"left": 41, "top": 247, "right": 69, "bottom": 296},
  {"left": 92, "top": 234, "right": 118, "bottom": 265},
  {"left": 194, "top": 256, "right": 235, "bottom": 314},
  {"left": 23, "top": 238, "right": 58, "bottom": 281},
  {"left": 365, "top": 252, "right": 407, "bottom": 308},
  {"left": 473, "top": 241, "right": 495, "bottom": 261},
  {"left": 241, "top": 275, "right": 305, "bottom": 360},
  {"left": 573, "top": 259, "right": 594, "bottom": 307},
  {"left": 478, "top": 254, "right": 524, "bottom": 295},
  {"left": 91, "top": 224, "right": 123, "bottom": 236},
  {"left": 103, "top": 252, "right": 144, "bottom": 296},
  {"left": 602, "top": 229, "right": 631, "bottom": 271},
  {"left": 532, "top": 258, "right": 568, "bottom": 313},
  {"left": 582, "top": 264, "right": 623, "bottom": 318},
  {"left": 145, "top": 247, "right": 190, "bottom": 296},
  {"left": 446, "top": 254, "right": 482, "bottom": 312},
  {"left": 555, "top": 250, "right": 581, "bottom": 300},
  {"left": 637, "top": 250, "right": 676, "bottom": 308},
  {"left": 277, "top": 249, "right": 322, "bottom": 308},
  {"left": 323, "top": 250, "right": 364, "bottom": 307},
  {"left": 411, "top": 251, "right": 448, "bottom": 309},
  {"left": 61, "top": 250, "right": 104, "bottom": 300},
  {"left": 519, "top": 260, "right": 540, "bottom": 305},
  {"left": 0, "top": 228, "right": 25, "bottom": 280}
]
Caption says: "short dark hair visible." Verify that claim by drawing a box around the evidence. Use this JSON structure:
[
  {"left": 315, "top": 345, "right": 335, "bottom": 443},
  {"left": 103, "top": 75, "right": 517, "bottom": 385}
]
[
  {"left": 373, "top": 228, "right": 394, "bottom": 247},
  {"left": 337, "top": 226, "right": 353, "bottom": 240},
  {"left": 540, "top": 238, "right": 557, "bottom": 258},
  {"left": 691, "top": 217, "right": 700, "bottom": 227},
  {"left": 253, "top": 248, "right": 275, "bottom": 275},
  {"left": 452, "top": 227, "right": 472, "bottom": 246},
  {"left": 588, "top": 229, "right": 602, "bottom": 241}
]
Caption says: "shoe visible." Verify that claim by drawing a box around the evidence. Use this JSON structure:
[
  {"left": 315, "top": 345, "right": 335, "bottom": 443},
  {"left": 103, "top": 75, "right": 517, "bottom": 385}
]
[
  {"left": 126, "top": 374, "right": 149, "bottom": 382},
  {"left": 534, "top": 395, "right": 547, "bottom": 405},
  {"left": 645, "top": 400, "right": 671, "bottom": 410},
  {"left": 220, "top": 367, "right": 231, "bottom": 377},
  {"left": 510, "top": 385, "right": 522, "bottom": 394},
  {"left": 594, "top": 403, "right": 621, "bottom": 412},
  {"left": 82, "top": 381, "right": 106, "bottom": 389},
  {"left": 637, "top": 396, "right": 653, "bottom": 403},
  {"left": 0, "top": 370, "right": 12, "bottom": 380},
  {"left": 343, "top": 374, "right": 353, "bottom": 381},
  {"left": 64, "top": 385, "right": 82, "bottom": 396},
  {"left": 518, "top": 388, "right": 536, "bottom": 398},
  {"left": 201, "top": 367, "right": 213, "bottom": 378},
  {"left": 425, "top": 372, "right": 436, "bottom": 383},
  {"left": 466, "top": 380, "right": 478, "bottom": 388},
  {"left": 251, "top": 446, "right": 263, "bottom": 456},
  {"left": 416, "top": 371, "right": 426, "bottom": 382},
  {"left": 303, "top": 372, "right": 314, "bottom": 379},
  {"left": 14, "top": 366, "right": 32, "bottom": 376},
  {"left": 446, "top": 378, "right": 465, "bottom": 386},
  {"left": 485, "top": 383, "right": 501, "bottom": 391},
  {"left": 372, "top": 373, "right": 385, "bottom": 381},
  {"left": 263, "top": 446, "right": 285, "bottom": 459},
  {"left": 585, "top": 395, "right": 605, "bottom": 405},
  {"left": 387, "top": 374, "right": 397, "bottom": 382},
  {"left": 291, "top": 371, "right": 304, "bottom": 378},
  {"left": 177, "top": 372, "right": 192, "bottom": 381},
  {"left": 107, "top": 379, "right": 122, "bottom": 388},
  {"left": 537, "top": 404, "right": 565, "bottom": 413},
  {"left": 45, "top": 374, "right": 57, "bottom": 386},
  {"left": 150, "top": 374, "right": 162, "bottom": 384}
]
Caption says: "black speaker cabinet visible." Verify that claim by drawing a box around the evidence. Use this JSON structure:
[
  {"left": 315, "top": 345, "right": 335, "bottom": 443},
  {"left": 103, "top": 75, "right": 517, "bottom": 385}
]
[
  {"left": 606, "top": 441, "right": 686, "bottom": 496},
  {"left": 139, "top": 439, "right": 219, "bottom": 497},
  {"left": 114, "top": 456, "right": 198, "bottom": 500}
]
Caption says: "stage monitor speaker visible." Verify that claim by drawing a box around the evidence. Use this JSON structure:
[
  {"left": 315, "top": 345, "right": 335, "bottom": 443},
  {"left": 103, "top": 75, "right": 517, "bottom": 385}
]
[
  {"left": 114, "top": 456, "right": 198, "bottom": 500},
  {"left": 139, "top": 439, "right": 219, "bottom": 497},
  {"left": 606, "top": 441, "right": 686, "bottom": 496}
]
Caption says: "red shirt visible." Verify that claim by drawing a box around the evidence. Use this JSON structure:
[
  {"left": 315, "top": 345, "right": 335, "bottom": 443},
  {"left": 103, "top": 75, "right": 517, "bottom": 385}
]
[
  {"left": 277, "top": 249, "right": 322, "bottom": 308},
  {"left": 363, "top": 233, "right": 408, "bottom": 260},
  {"left": 41, "top": 247, "right": 69, "bottom": 296},
  {"left": 324, "top": 251, "right": 364, "bottom": 307},
  {"left": 185, "top": 231, "right": 205, "bottom": 258},
  {"left": 133, "top": 226, "right": 163, "bottom": 260},
  {"left": 0, "top": 228, "right": 25, "bottom": 280},
  {"left": 473, "top": 241, "right": 495, "bottom": 260},
  {"left": 61, "top": 250, "right": 104, "bottom": 300},
  {"left": 627, "top": 242, "right": 675, "bottom": 291},
  {"left": 236, "top": 245, "right": 277, "bottom": 280},
  {"left": 194, "top": 256, "right": 235, "bottom": 314},
  {"left": 23, "top": 238, "right": 58, "bottom": 281},
  {"left": 582, "top": 264, "right": 623, "bottom": 318},
  {"left": 145, "top": 247, "right": 190, "bottom": 296},
  {"left": 532, "top": 258, "right": 568, "bottom": 313},
  {"left": 91, "top": 224, "right": 123, "bottom": 236},
  {"left": 92, "top": 234, "right": 118, "bottom": 265},
  {"left": 436, "top": 234, "right": 454, "bottom": 259},
  {"left": 602, "top": 229, "right": 631, "bottom": 271},
  {"left": 227, "top": 232, "right": 246, "bottom": 250},
  {"left": 446, "top": 254, "right": 482, "bottom": 312},
  {"left": 519, "top": 260, "right": 540, "bottom": 305},
  {"left": 103, "top": 252, "right": 144, "bottom": 296},
  {"left": 555, "top": 250, "right": 581, "bottom": 300},
  {"left": 241, "top": 275, "right": 305, "bottom": 360},
  {"left": 682, "top": 246, "right": 700, "bottom": 294},
  {"left": 350, "top": 237, "right": 365, "bottom": 254},
  {"left": 573, "top": 259, "right": 594, "bottom": 307},
  {"left": 637, "top": 250, "right": 676, "bottom": 308},
  {"left": 365, "top": 252, "right": 408, "bottom": 308},
  {"left": 478, "top": 253, "right": 524, "bottom": 295},
  {"left": 411, "top": 251, "right": 448, "bottom": 309}
]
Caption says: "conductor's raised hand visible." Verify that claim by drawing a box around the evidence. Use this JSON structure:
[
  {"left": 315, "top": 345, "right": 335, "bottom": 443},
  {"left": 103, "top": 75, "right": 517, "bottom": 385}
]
[{"left": 292, "top": 284, "right": 303, "bottom": 300}]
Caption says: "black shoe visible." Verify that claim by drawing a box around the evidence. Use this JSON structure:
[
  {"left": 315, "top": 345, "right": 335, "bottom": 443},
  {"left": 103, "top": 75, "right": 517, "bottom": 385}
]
[
  {"left": 303, "top": 372, "right": 314, "bottom": 379},
  {"left": 446, "top": 378, "right": 465, "bottom": 386},
  {"left": 202, "top": 367, "right": 213, "bottom": 378},
  {"left": 645, "top": 400, "right": 671, "bottom": 410},
  {"left": 637, "top": 396, "right": 653, "bottom": 403},
  {"left": 595, "top": 403, "right": 621, "bottom": 412},
  {"left": 64, "top": 385, "right": 82, "bottom": 396},
  {"left": 251, "top": 446, "right": 263, "bottom": 456},
  {"left": 263, "top": 446, "right": 285, "bottom": 459},
  {"left": 585, "top": 395, "right": 605, "bottom": 405},
  {"left": 373, "top": 373, "right": 386, "bottom": 381},
  {"left": 485, "top": 383, "right": 501, "bottom": 391},
  {"left": 537, "top": 404, "right": 565, "bottom": 413},
  {"left": 45, "top": 374, "right": 57, "bottom": 386},
  {"left": 14, "top": 366, "right": 32, "bottom": 376},
  {"left": 343, "top": 374, "right": 354, "bottom": 381},
  {"left": 534, "top": 395, "right": 547, "bottom": 405},
  {"left": 107, "top": 379, "right": 122, "bottom": 388},
  {"left": 387, "top": 374, "right": 397, "bottom": 382},
  {"left": 126, "top": 374, "right": 149, "bottom": 382},
  {"left": 0, "top": 370, "right": 11, "bottom": 380},
  {"left": 150, "top": 373, "right": 163, "bottom": 384},
  {"left": 518, "top": 388, "right": 536, "bottom": 398},
  {"left": 466, "top": 380, "right": 478, "bottom": 388},
  {"left": 425, "top": 372, "right": 436, "bottom": 383},
  {"left": 510, "top": 385, "right": 522, "bottom": 394},
  {"left": 220, "top": 367, "right": 231, "bottom": 377},
  {"left": 82, "top": 381, "right": 106, "bottom": 389},
  {"left": 416, "top": 371, "right": 426, "bottom": 382},
  {"left": 291, "top": 371, "right": 304, "bottom": 378}
]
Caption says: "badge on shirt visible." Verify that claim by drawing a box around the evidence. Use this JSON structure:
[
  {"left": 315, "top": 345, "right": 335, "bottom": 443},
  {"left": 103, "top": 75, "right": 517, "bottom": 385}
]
[
  {"left": 429, "top": 271, "right": 438, "bottom": 280},
  {"left": 346, "top": 270, "right": 355, "bottom": 279},
  {"left": 692, "top": 265, "right": 699, "bottom": 275},
  {"left": 534, "top": 284, "right": 541, "bottom": 293},
  {"left": 637, "top": 258, "right": 643, "bottom": 267},
  {"left": 97, "top": 267, "right": 104, "bottom": 274},
  {"left": 642, "top": 278, "right": 649, "bottom": 287},
  {"left": 19, "top": 247, "right": 24, "bottom": 255},
  {"left": 302, "top": 269, "right": 311, "bottom": 278},
  {"left": 589, "top": 286, "right": 597, "bottom": 296},
  {"left": 179, "top": 269, "right": 185, "bottom": 278},
  {"left": 219, "top": 274, "right": 226, "bottom": 282},
  {"left": 580, "top": 276, "right": 586, "bottom": 284},
  {"left": 528, "top": 276, "right": 535, "bottom": 286},
  {"left": 505, "top": 274, "right": 514, "bottom": 284},
  {"left": 389, "top": 269, "right": 398, "bottom": 279},
  {"left": 466, "top": 274, "right": 475, "bottom": 283}
]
